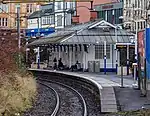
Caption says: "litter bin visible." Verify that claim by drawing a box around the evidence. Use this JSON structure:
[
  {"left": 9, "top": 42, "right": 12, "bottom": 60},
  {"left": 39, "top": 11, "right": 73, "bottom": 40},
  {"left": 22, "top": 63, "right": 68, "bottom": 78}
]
[
  {"left": 88, "top": 61, "right": 94, "bottom": 72},
  {"left": 94, "top": 61, "right": 100, "bottom": 72}
]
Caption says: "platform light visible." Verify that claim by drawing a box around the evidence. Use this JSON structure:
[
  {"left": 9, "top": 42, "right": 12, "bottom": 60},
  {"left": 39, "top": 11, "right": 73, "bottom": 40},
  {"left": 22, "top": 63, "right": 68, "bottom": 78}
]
[
  {"left": 96, "top": 41, "right": 99, "bottom": 44},
  {"left": 130, "top": 36, "right": 135, "bottom": 44}
]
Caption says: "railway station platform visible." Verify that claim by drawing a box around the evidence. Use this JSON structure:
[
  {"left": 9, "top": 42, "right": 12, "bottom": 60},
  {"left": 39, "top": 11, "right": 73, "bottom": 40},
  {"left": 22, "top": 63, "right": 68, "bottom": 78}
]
[{"left": 29, "top": 69, "right": 150, "bottom": 113}]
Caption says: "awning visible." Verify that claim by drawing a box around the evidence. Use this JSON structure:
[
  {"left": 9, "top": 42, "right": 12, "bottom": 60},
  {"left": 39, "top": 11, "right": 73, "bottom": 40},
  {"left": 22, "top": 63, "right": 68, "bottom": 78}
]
[
  {"left": 27, "top": 36, "right": 67, "bottom": 46},
  {"left": 27, "top": 19, "right": 135, "bottom": 46}
]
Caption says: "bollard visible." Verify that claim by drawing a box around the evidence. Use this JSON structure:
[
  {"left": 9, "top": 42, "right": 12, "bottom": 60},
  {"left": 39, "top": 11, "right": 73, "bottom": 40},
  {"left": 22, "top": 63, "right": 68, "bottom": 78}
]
[
  {"left": 133, "top": 64, "right": 137, "bottom": 84},
  {"left": 120, "top": 65, "right": 124, "bottom": 88},
  {"left": 132, "top": 63, "right": 138, "bottom": 88}
]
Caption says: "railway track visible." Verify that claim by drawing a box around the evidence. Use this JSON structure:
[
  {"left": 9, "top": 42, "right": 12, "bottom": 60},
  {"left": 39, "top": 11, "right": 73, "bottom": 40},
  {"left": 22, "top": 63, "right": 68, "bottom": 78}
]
[
  {"left": 24, "top": 70, "right": 101, "bottom": 116},
  {"left": 37, "top": 78, "right": 88, "bottom": 116},
  {"left": 23, "top": 81, "right": 58, "bottom": 116},
  {"left": 37, "top": 81, "right": 60, "bottom": 116}
]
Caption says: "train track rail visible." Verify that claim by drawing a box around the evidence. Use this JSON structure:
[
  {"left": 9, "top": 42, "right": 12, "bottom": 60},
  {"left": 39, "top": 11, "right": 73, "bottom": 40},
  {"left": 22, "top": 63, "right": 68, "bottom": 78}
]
[
  {"left": 25, "top": 70, "right": 101, "bottom": 116},
  {"left": 37, "top": 81, "right": 60, "bottom": 116},
  {"left": 37, "top": 78, "right": 88, "bottom": 116}
]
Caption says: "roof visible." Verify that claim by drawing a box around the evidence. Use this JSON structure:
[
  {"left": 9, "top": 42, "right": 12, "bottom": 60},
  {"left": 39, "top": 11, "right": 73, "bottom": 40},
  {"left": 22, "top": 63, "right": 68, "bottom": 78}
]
[
  {"left": 27, "top": 36, "right": 67, "bottom": 46},
  {"left": 41, "top": 19, "right": 102, "bottom": 39},
  {"left": 27, "top": 20, "right": 135, "bottom": 46},
  {"left": 28, "top": 9, "right": 54, "bottom": 19},
  {"left": 62, "top": 28, "right": 134, "bottom": 44}
]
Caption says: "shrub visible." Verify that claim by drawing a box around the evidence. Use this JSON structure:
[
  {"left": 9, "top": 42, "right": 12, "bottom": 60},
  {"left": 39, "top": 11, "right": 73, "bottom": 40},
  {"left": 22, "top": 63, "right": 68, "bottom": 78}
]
[{"left": 0, "top": 72, "right": 37, "bottom": 116}]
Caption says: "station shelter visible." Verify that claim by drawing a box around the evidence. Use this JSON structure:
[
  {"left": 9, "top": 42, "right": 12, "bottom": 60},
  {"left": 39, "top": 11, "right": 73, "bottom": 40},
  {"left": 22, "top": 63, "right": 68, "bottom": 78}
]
[{"left": 27, "top": 19, "right": 135, "bottom": 75}]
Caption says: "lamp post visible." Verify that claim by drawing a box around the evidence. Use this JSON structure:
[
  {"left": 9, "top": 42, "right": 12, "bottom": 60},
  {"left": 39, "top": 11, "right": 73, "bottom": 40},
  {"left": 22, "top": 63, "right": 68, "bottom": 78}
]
[
  {"left": 37, "top": 4, "right": 41, "bottom": 69},
  {"left": 16, "top": 4, "right": 21, "bottom": 68}
]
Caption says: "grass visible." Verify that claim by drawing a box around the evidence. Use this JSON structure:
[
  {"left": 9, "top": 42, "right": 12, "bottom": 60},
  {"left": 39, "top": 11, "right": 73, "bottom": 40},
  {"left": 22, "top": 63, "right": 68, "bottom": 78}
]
[{"left": 0, "top": 72, "right": 37, "bottom": 116}]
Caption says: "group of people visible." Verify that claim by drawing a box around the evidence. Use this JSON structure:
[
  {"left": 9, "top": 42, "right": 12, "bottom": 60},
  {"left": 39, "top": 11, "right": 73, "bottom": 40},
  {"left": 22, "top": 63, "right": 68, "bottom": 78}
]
[
  {"left": 53, "top": 57, "right": 64, "bottom": 70},
  {"left": 53, "top": 57, "right": 81, "bottom": 71}
]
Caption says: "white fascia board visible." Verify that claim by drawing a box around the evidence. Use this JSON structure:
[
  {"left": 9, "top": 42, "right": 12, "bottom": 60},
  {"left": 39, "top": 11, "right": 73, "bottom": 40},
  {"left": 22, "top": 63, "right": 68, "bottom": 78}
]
[{"left": 88, "top": 20, "right": 116, "bottom": 29}]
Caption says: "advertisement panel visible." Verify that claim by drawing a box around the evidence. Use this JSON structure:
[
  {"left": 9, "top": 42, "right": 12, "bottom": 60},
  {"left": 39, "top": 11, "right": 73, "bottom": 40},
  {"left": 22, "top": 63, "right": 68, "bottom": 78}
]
[{"left": 138, "top": 30, "right": 145, "bottom": 71}]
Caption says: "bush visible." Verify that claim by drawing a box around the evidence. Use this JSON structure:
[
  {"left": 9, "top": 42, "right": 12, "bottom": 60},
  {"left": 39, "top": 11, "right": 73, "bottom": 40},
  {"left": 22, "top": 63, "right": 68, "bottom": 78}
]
[{"left": 0, "top": 72, "right": 37, "bottom": 116}]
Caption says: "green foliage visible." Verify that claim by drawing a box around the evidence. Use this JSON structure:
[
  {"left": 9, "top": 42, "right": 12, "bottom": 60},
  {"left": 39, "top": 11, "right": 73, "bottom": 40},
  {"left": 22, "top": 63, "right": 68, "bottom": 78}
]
[{"left": 13, "top": 52, "right": 27, "bottom": 74}]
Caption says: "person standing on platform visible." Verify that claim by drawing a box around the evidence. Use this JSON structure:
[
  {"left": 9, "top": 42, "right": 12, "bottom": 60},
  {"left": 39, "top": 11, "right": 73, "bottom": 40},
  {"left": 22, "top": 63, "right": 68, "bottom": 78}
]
[{"left": 53, "top": 57, "right": 57, "bottom": 70}]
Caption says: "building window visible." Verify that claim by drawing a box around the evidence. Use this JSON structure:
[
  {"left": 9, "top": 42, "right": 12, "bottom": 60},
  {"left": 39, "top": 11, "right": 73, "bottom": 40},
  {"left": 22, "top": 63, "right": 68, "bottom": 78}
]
[
  {"left": 0, "top": 4, "right": 9, "bottom": 13},
  {"left": 27, "top": 4, "right": 33, "bottom": 13},
  {"left": 5, "top": 18, "right": 7, "bottom": 26},
  {"left": 70, "top": 2, "right": 74, "bottom": 9},
  {"left": 0, "top": 18, "right": 8, "bottom": 27},
  {"left": 42, "top": 15, "right": 54, "bottom": 25},
  {"left": 95, "top": 45, "right": 110, "bottom": 59},
  {"left": 2, "top": 18, "right": 5, "bottom": 26},
  {"left": 57, "top": 15, "right": 62, "bottom": 26},
  {"left": 57, "top": 2, "right": 61, "bottom": 10},
  {"left": 43, "top": 18, "right": 46, "bottom": 25},
  {"left": 141, "top": 22, "right": 143, "bottom": 29}
]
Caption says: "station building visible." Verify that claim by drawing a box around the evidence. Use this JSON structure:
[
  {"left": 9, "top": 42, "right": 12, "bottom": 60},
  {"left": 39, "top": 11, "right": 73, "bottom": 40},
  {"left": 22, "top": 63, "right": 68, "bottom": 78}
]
[{"left": 28, "top": 20, "right": 135, "bottom": 75}]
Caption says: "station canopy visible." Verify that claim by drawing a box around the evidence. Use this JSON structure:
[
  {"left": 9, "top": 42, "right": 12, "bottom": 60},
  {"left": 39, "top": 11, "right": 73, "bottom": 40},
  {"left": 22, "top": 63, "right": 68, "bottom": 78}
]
[{"left": 27, "top": 20, "right": 135, "bottom": 46}]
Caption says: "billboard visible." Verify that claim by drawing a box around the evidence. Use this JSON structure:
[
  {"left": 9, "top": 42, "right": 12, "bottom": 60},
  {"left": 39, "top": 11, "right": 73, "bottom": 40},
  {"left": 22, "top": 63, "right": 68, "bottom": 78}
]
[{"left": 138, "top": 30, "right": 145, "bottom": 71}]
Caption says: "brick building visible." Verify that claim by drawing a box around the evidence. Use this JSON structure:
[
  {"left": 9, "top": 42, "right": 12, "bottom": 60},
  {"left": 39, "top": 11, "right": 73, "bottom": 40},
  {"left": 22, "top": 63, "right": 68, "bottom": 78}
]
[
  {"left": 0, "top": 3, "right": 38, "bottom": 28},
  {"left": 76, "top": 0, "right": 113, "bottom": 23}
]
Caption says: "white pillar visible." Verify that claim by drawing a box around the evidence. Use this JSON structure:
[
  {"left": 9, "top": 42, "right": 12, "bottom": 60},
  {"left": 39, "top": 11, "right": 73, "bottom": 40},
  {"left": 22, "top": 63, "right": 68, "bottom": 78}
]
[
  {"left": 127, "top": 45, "right": 130, "bottom": 75},
  {"left": 135, "top": 21, "right": 138, "bottom": 61},
  {"left": 84, "top": 52, "right": 87, "bottom": 70},
  {"left": 37, "top": 47, "right": 40, "bottom": 69},
  {"left": 104, "top": 41, "right": 107, "bottom": 74},
  {"left": 72, "top": 46, "right": 75, "bottom": 64},
  {"left": 82, "top": 50, "right": 84, "bottom": 69},
  {"left": 127, "top": 45, "right": 129, "bottom": 61},
  {"left": 105, "top": 11, "right": 107, "bottom": 21},
  {"left": 69, "top": 47, "right": 72, "bottom": 68},
  {"left": 58, "top": 46, "right": 60, "bottom": 59},
  {"left": 115, "top": 27, "right": 118, "bottom": 73}
]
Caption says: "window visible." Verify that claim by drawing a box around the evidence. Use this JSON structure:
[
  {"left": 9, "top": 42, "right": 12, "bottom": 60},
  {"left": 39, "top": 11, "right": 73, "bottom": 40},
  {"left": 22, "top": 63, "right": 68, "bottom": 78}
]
[
  {"left": 70, "top": 2, "right": 74, "bottom": 9},
  {"left": 141, "top": 22, "right": 143, "bottom": 29},
  {"left": 57, "top": 15, "right": 62, "bottom": 26},
  {"left": 57, "top": 2, "right": 61, "bottom": 10},
  {"left": 43, "top": 18, "right": 46, "bottom": 25},
  {"left": 2, "top": 18, "right": 5, "bottom": 26},
  {"left": 65, "top": 2, "right": 67, "bottom": 9},
  {"left": 95, "top": 45, "right": 110, "bottom": 59},
  {"left": 138, "top": 22, "right": 140, "bottom": 30},
  {"left": 5, "top": 18, "right": 7, "bottom": 26},
  {"left": 42, "top": 15, "right": 54, "bottom": 25},
  {"left": 27, "top": 4, "right": 33, "bottom": 13},
  {"left": 0, "top": 4, "right": 9, "bottom": 13},
  {"left": 0, "top": 18, "right": 8, "bottom": 27},
  {"left": 51, "top": 16, "right": 54, "bottom": 24}
]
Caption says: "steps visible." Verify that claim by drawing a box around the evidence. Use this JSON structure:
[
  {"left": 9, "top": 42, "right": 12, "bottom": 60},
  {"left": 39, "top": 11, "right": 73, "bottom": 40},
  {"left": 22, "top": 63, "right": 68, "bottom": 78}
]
[{"left": 100, "top": 87, "right": 118, "bottom": 112}]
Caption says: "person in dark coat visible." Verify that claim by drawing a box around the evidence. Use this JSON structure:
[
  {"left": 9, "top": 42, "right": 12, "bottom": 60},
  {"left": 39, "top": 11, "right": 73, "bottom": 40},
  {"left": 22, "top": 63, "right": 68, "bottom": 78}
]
[
  {"left": 53, "top": 57, "right": 57, "bottom": 69},
  {"left": 58, "top": 58, "right": 64, "bottom": 70}
]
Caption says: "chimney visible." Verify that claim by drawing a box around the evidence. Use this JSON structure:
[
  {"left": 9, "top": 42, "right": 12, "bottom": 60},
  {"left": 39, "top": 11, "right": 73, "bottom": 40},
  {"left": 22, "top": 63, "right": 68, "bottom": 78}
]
[
  {"left": 90, "top": 10, "right": 97, "bottom": 21},
  {"left": 90, "top": 0, "right": 97, "bottom": 21},
  {"left": 72, "top": 15, "right": 80, "bottom": 24}
]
